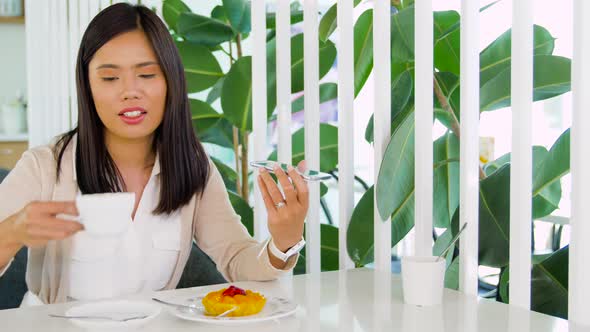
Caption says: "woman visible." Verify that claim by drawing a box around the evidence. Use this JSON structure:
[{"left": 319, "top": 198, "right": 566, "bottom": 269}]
[{"left": 0, "top": 3, "right": 308, "bottom": 305}]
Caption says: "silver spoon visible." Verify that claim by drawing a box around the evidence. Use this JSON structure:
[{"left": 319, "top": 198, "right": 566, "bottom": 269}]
[
  {"left": 49, "top": 313, "right": 149, "bottom": 322},
  {"left": 152, "top": 297, "right": 202, "bottom": 311},
  {"left": 436, "top": 223, "right": 468, "bottom": 262}
]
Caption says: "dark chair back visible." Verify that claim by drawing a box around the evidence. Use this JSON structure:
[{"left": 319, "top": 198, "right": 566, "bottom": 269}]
[
  {"left": 0, "top": 247, "right": 28, "bottom": 310},
  {"left": 0, "top": 168, "right": 9, "bottom": 184},
  {"left": 176, "top": 243, "right": 227, "bottom": 289}
]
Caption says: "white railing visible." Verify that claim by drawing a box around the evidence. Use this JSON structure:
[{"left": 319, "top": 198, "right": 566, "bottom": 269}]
[
  {"left": 24, "top": 0, "right": 590, "bottom": 326},
  {"left": 373, "top": 0, "right": 391, "bottom": 273},
  {"left": 301, "top": 0, "right": 321, "bottom": 274},
  {"left": 459, "top": 0, "right": 479, "bottom": 297},
  {"left": 509, "top": 0, "right": 533, "bottom": 310},
  {"left": 570, "top": 0, "right": 590, "bottom": 326},
  {"left": 414, "top": 0, "right": 434, "bottom": 258}
]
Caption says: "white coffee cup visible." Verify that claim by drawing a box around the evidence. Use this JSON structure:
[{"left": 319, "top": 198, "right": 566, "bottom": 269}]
[
  {"left": 75, "top": 193, "right": 135, "bottom": 236},
  {"left": 401, "top": 256, "right": 446, "bottom": 306}
]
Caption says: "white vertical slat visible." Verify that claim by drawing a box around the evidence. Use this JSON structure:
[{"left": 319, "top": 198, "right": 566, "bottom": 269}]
[
  {"left": 569, "top": 0, "right": 590, "bottom": 325},
  {"left": 99, "top": 0, "right": 111, "bottom": 10},
  {"left": 373, "top": 0, "right": 391, "bottom": 271},
  {"left": 252, "top": 0, "right": 269, "bottom": 242},
  {"left": 88, "top": 0, "right": 101, "bottom": 15},
  {"left": 337, "top": 0, "right": 354, "bottom": 270},
  {"left": 276, "top": 0, "right": 292, "bottom": 165},
  {"left": 68, "top": 0, "right": 80, "bottom": 127},
  {"left": 25, "top": 0, "right": 44, "bottom": 147},
  {"left": 414, "top": 0, "right": 433, "bottom": 257},
  {"left": 57, "top": 0, "right": 70, "bottom": 133},
  {"left": 49, "top": 0, "right": 62, "bottom": 140},
  {"left": 509, "top": 0, "right": 533, "bottom": 310},
  {"left": 458, "top": 0, "right": 480, "bottom": 296},
  {"left": 78, "top": 0, "right": 90, "bottom": 37},
  {"left": 304, "top": 0, "right": 321, "bottom": 274}
]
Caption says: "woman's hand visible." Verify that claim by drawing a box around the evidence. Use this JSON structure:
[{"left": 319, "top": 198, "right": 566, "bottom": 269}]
[
  {"left": 8, "top": 201, "right": 84, "bottom": 248},
  {"left": 257, "top": 160, "right": 309, "bottom": 252}
]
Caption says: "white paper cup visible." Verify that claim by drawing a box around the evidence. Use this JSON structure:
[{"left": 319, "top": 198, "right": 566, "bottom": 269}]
[
  {"left": 76, "top": 193, "right": 135, "bottom": 236},
  {"left": 401, "top": 256, "right": 445, "bottom": 306}
]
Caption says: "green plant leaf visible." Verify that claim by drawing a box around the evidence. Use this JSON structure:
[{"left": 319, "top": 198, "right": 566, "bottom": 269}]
[
  {"left": 294, "top": 224, "right": 339, "bottom": 274},
  {"left": 266, "top": 10, "right": 304, "bottom": 30},
  {"left": 463, "top": 164, "right": 511, "bottom": 268},
  {"left": 438, "top": 25, "right": 557, "bottom": 116},
  {"left": 162, "top": 0, "right": 191, "bottom": 31},
  {"left": 391, "top": 6, "right": 415, "bottom": 63},
  {"left": 480, "top": 55, "right": 571, "bottom": 112},
  {"left": 289, "top": 34, "right": 337, "bottom": 93},
  {"left": 533, "top": 129, "right": 570, "bottom": 197},
  {"left": 480, "top": 0, "right": 502, "bottom": 12},
  {"left": 498, "top": 267, "right": 509, "bottom": 303},
  {"left": 177, "top": 12, "right": 235, "bottom": 46},
  {"left": 376, "top": 107, "right": 415, "bottom": 219},
  {"left": 222, "top": 0, "right": 251, "bottom": 34},
  {"left": 433, "top": 229, "right": 455, "bottom": 269},
  {"left": 498, "top": 246, "right": 569, "bottom": 319},
  {"left": 211, "top": 156, "right": 237, "bottom": 193},
  {"left": 480, "top": 25, "right": 555, "bottom": 86},
  {"left": 176, "top": 41, "right": 224, "bottom": 93},
  {"left": 319, "top": 4, "right": 337, "bottom": 43},
  {"left": 228, "top": 191, "right": 254, "bottom": 236},
  {"left": 433, "top": 133, "right": 459, "bottom": 228},
  {"left": 206, "top": 77, "right": 225, "bottom": 104},
  {"left": 347, "top": 186, "right": 376, "bottom": 266},
  {"left": 271, "top": 83, "right": 338, "bottom": 121},
  {"left": 533, "top": 149, "right": 562, "bottom": 220},
  {"left": 450, "top": 164, "right": 516, "bottom": 268},
  {"left": 531, "top": 246, "right": 568, "bottom": 319},
  {"left": 482, "top": 146, "right": 563, "bottom": 219},
  {"left": 221, "top": 56, "right": 253, "bottom": 131},
  {"left": 198, "top": 118, "right": 235, "bottom": 149},
  {"left": 267, "top": 124, "right": 338, "bottom": 172},
  {"left": 347, "top": 185, "right": 415, "bottom": 267},
  {"left": 401, "top": 0, "right": 414, "bottom": 8},
  {"left": 291, "top": 83, "right": 338, "bottom": 114},
  {"left": 354, "top": 10, "right": 374, "bottom": 96},
  {"left": 433, "top": 72, "right": 460, "bottom": 128},
  {"left": 433, "top": 11, "right": 460, "bottom": 75},
  {"left": 318, "top": 0, "right": 362, "bottom": 42},
  {"left": 365, "top": 70, "right": 413, "bottom": 143},
  {"left": 320, "top": 182, "right": 329, "bottom": 198},
  {"left": 190, "top": 99, "right": 222, "bottom": 133},
  {"left": 266, "top": 34, "right": 337, "bottom": 114},
  {"left": 211, "top": 5, "right": 229, "bottom": 24},
  {"left": 444, "top": 257, "right": 460, "bottom": 290}
]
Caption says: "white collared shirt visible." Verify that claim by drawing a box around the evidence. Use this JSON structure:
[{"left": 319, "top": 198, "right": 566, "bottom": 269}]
[{"left": 67, "top": 155, "right": 182, "bottom": 301}]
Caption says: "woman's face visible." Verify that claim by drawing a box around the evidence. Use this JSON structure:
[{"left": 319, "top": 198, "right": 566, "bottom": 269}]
[{"left": 88, "top": 29, "right": 167, "bottom": 142}]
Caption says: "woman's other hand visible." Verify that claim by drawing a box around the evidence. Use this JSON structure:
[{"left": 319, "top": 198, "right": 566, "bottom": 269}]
[
  {"left": 257, "top": 160, "right": 309, "bottom": 252},
  {"left": 8, "top": 201, "right": 84, "bottom": 248}
]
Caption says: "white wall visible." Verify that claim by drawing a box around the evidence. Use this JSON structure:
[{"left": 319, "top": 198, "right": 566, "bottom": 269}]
[{"left": 0, "top": 23, "right": 26, "bottom": 105}]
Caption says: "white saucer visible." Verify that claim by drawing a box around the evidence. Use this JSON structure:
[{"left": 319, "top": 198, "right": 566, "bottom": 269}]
[{"left": 61, "top": 300, "right": 161, "bottom": 329}]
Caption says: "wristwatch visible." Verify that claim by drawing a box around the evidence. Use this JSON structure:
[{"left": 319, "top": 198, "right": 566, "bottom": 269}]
[{"left": 269, "top": 238, "right": 306, "bottom": 262}]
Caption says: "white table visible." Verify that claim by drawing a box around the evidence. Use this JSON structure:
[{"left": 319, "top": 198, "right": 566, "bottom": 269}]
[{"left": 0, "top": 268, "right": 582, "bottom": 331}]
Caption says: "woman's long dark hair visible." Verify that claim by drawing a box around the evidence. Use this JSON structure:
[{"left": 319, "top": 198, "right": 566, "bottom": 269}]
[{"left": 54, "top": 3, "right": 209, "bottom": 215}]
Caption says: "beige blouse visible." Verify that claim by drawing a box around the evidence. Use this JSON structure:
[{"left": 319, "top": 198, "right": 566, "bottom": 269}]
[{"left": 0, "top": 139, "right": 297, "bottom": 304}]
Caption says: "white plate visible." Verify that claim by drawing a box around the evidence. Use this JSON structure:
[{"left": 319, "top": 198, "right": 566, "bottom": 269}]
[
  {"left": 62, "top": 300, "right": 161, "bottom": 329},
  {"left": 167, "top": 294, "right": 298, "bottom": 325}
]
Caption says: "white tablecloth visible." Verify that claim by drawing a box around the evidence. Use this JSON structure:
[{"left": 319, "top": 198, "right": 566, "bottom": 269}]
[{"left": 0, "top": 268, "right": 580, "bottom": 332}]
